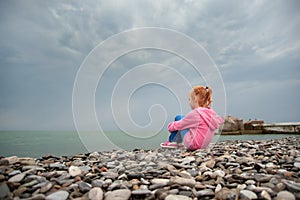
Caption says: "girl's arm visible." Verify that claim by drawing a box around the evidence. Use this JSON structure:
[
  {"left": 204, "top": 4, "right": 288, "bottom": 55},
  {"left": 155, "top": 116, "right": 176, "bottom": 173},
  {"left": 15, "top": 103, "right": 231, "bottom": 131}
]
[{"left": 167, "top": 109, "right": 200, "bottom": 132}]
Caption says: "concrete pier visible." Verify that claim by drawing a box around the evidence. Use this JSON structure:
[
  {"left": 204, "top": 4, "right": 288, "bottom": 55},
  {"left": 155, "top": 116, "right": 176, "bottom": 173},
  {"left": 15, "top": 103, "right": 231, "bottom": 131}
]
[
  {"left": 220, "top": 116, "right": 300, "bottom": 135},
  {"left": 260, "top": 122, "right": 300, "bottom": 134}
]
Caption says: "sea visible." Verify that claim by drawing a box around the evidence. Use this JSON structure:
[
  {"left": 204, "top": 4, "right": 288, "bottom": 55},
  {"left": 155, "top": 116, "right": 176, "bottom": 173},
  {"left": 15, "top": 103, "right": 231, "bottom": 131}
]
[{"left": 0, "top": 130, "right": 298, "bottom": 158}]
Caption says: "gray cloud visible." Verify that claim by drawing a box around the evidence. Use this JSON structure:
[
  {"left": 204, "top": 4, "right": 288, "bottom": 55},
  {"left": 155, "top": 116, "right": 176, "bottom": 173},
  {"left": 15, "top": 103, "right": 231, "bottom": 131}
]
[{"left": 0, "top": 0, "right": 299, "bottom": 130}]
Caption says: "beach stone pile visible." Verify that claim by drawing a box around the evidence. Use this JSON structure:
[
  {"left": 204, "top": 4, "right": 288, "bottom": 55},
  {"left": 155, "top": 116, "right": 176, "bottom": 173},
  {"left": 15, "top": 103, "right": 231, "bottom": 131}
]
[{"left": 0, "top": 136, "right": 299, "bottom": 200}]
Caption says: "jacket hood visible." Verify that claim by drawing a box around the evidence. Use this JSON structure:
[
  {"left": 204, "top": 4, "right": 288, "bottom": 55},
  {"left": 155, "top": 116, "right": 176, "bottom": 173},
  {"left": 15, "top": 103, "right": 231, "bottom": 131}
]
[{"left": 197, "top": 107, "right": 224, "bottom": 130}]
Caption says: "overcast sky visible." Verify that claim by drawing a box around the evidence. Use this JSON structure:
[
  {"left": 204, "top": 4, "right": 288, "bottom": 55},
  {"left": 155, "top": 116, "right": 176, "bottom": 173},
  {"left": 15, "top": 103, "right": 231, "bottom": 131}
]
[{"left": 0, "top": 0, "right": 299, "bottom": 131}]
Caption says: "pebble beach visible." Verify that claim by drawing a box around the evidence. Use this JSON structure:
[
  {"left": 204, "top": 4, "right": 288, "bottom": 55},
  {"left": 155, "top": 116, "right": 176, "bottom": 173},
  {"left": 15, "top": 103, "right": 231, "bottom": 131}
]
[{"left": 0, "top": 136, "right": 299, "bottom": 200}]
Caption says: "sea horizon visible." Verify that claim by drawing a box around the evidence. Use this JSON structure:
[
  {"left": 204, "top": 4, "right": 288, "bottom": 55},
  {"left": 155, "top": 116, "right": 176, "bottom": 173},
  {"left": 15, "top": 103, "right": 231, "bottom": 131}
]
[{"left": 0, "top": 130, "right": 299, "bottom": 158}]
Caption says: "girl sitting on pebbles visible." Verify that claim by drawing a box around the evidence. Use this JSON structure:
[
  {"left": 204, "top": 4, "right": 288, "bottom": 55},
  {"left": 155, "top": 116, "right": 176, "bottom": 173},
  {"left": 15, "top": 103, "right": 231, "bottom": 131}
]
[{"left": 161, "top": 86, "right": 224, "bottom": 150}]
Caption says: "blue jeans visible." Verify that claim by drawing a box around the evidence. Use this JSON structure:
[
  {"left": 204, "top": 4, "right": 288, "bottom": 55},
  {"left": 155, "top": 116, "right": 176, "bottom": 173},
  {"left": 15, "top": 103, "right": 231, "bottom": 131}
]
[{"left": 168, "top": 115, "right": 189, "bottom": 143}]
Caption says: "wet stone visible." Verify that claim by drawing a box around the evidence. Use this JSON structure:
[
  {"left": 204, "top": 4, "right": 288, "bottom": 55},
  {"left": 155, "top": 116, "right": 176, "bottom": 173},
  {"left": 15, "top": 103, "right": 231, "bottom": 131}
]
[
  {"left": 0, "top": 182, "right": 11, "bottom": 199},
  {"left": 282, "top": 180, "right": 300, "bottom": 193},
  {"left": 240, "top": 189, "right": 258, "bottom": 200},
  {"left": 186, "top": 169, "right": 198, "bottom": 177},
  {"left": 205, "top": 159, "right": 216, "bottom": 169},
  {"left": 237, "top": 184, "right": 247, "bottom": 190},
  {"left": 13, "top": 187, "right": 27, "bottom": 196},
  {"left": 0, "top": 174, "right": 5, "bottom": 182},
  {"left": 151, "top": 178, "right": 170, "bottom": 186},
  {"left": 101, "top": 171, "right": 119, "bottom": 179},
  {"left": 215, "top": 184, "right": 222, "bottom": 193},
  {"left": 245, "top": 180, "right": 256, "bottom": 185},
  {"left": 71, "top": 160, "right": 84, "bottom": 166},
  {"left": 8, "top": 172, "right": 26, "bottom": 182},
  {"left": 49, "top": 163, "right": 66, "bottom": 169},
  {"left": 178, "top": 190, "right": 193, "bottom": 197},
  {"left": 213, "top": 169, "right": 225, "bottom": 178},
  {"left": 6, "top": 156, "right": 19, "bottom": 164},
  {"left": 196, "top": 189, "right": 214, "bottom": 198},
  {"left": 172, "top": 163, "right": 193, "bottom": 169},
  {"left": 78, "top": 181, "right": 92, "bottom": 193},
  {"left": 45, "top": 190, "right": 69, "bottom": 200},
  {"left": 165, "top": 194, "right": 192, "bottom": 200},
  {"left": 79, "top": 165, "right": 91, "bottom": 173},
  {"left": 155, "top": 189, "right": 169, "bottom": 199},
  {"left": 19, "top": 157, "right": 36, "bottom": 165},
  {"left": 8, "top": 170, "right": 21, "bottom": 176},
  {"left": 40, "top": 182, "right": 53, "bottom": 193},
  {"left": 104, "top": 189, "right": 131, "bottom": 200},
  {"left": 68, "top": 165, "right": 82, "bottom": 177},
  {"left": 0, "top": 158, "right": 9, "bottom": 165},
  {"left": 91, "top": 179, "right": 105, "bottom": 188},
  {"left": 293, "top": 162, "right": 300, "bottom": 168},
  {"left": 179, "top": 171, "right": 193, "bottom": 179},
  {"left": 27, "top": 194, "right": 46, "bottom": 200},
  {"left": 261, "top": 190, "right": 271, "bottom": 200},
  {"left": 106, "top": 181, "right": 119, "bottom": 191},
  {"left": 215, "top": 188, "right": 239, "bottom": 200},
  {"left": 225, "top": 162, "right": 240, "bottom": 168},
  {"left": 140, "top": 177, "right": 150, "bottom": 185},
  {"left": 254, "top": 174, "right": 272, "bottom": 182},
  {"left": 89, "top": 187, "right": 103, "bottom": 200},
  {"left": 40, "top": 171, "right": 57, "bottom": 179},
  {"left": 21, "top": 179, "right": 39, "bottom": 187},
  {"left": 131, "top": 189, "right": 152, "bottom": 196},
  {"left": 170, "top": 176, "right": 196, "bottom": 187},
  {"left": 276, "top": 190, "right": 295, "bottom": 200},
  {"left": 127, "top": 173, "right": 143, "bottom": 180},
  {"left": 181, "top": 157, "right": 195, "bottom": 165}
]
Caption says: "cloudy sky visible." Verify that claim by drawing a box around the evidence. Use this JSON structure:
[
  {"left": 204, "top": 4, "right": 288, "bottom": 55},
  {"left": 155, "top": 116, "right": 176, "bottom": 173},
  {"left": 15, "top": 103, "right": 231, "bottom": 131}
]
[{"left": 0, "top": 0, "right": 299, "bottom": 131}]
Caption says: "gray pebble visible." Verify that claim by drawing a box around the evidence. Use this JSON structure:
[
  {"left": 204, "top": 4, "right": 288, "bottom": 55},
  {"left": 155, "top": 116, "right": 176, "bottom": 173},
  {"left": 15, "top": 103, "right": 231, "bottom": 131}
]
[
  {"left": 276, "top": 190, "right": 295, "bottom": 200},
  {"left": 170, "top": 176, "right": 196, "bottom": 187},
  {"left": 8, "top": 170, "right": 21, "bottom": 176},
  {"left": 68, "top": 166, "right": 82, "bottom": 177},
  {"left": 49, "top": 163, "right": 65, "bottom": 169},
  {"left": 8, "top": 173, "right": 25, "bottom": 182},
  {"left": 40, "top": 182, "right": 53, "bottom": 193},
  {"left": 196, "top": 189, "right": 214, "bottom": 197},
  {"left": 261, "top": 190, "right": 271, "bottom": 200},
  {"left": 240, "top": 189, "right": 258, "bottom": 200},
  {"left": 165, "top": 194, "right": 192, "bottom": 200},
  {"left": 131, "top": 189, "right": 152, "bottom": 195},
  {"left": 26, "top": 194, "right": 46, "bottom": 200},
  {"left": 78, "top": 181, "right": 92, "bottom": 193},
  {"left": 282, "top": 180, "right": 300, "bottom": 193},
  {"left": 101, "top": 171, "right": 119, "bottom": 179},
  {"left": 0, "top": 183, "right": 11, "bottom": 200},
  {"left": 104, "top": 189, "right": 131, "bottom": 200},
  {"left": 92, "top": 179, "right": 105, "bottom": 188},
  {"left": 151, "top": 178, "right": 170, "bottom": 186},
  {"left": 89, "top": 187, "right": 103, "bottom": 200},
  {"left": 45, "top": 190, "right": 69, "bottom": 200}
]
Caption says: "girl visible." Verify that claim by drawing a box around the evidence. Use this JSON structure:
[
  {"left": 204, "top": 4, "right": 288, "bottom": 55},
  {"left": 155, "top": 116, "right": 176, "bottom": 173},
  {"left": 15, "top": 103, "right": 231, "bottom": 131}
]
[{"left": 161, "top": 86, "right": 224, "bottom": 150}]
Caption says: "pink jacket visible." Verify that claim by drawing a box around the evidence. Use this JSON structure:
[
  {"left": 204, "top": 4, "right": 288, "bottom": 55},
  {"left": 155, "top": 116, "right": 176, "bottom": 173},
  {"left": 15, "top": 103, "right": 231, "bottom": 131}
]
[{"left": 167, "top": 107, "right": 224, "bottom": 150}]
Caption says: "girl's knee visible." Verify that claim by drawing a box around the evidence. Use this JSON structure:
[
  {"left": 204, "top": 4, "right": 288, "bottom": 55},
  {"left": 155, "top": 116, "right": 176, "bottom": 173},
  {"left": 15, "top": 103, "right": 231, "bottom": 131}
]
[{"left": 175, "top": 115, "right": 184, "bottom": 121}]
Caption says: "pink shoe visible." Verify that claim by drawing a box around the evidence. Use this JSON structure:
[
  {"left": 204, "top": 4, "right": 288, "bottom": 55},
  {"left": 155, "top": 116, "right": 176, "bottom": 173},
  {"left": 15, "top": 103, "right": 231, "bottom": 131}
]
[{"left": 160, "top": 141, "right": 178, "bottom": 148}]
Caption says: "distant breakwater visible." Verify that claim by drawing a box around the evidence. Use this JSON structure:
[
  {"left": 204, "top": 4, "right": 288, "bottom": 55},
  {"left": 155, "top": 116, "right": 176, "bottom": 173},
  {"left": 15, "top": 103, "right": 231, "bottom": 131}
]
[
  {"left": 221, "top": 116, "right": 300, "bottom": 135},
  {"left": 0, "top": 136, "right": 300, "bottom": 200}
]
